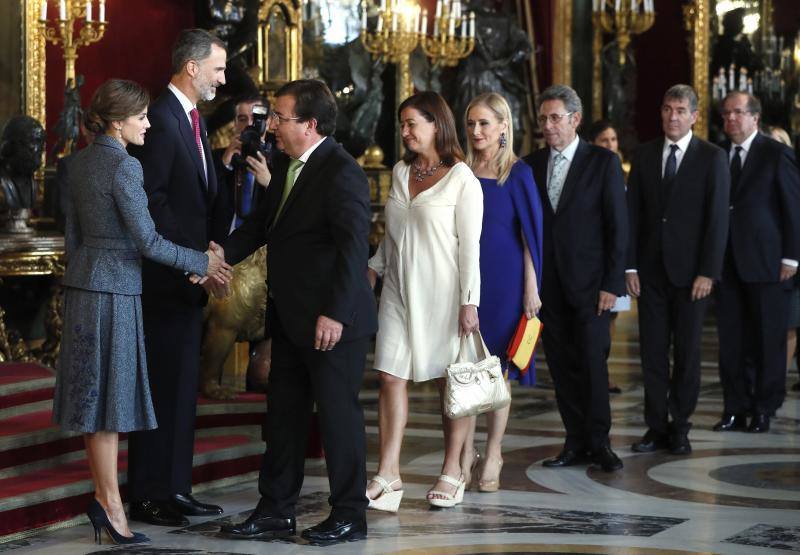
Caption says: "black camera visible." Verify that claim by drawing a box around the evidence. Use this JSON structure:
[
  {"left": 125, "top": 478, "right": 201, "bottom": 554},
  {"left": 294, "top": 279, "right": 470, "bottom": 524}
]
[{"left": 232, "top": 105, "right": 271, "bottom": 168}]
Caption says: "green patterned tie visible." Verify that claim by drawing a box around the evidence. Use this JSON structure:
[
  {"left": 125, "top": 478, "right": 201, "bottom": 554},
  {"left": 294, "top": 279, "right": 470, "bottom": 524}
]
[{"left": 275, "top": 158, "right": 304, "bottom": 219}]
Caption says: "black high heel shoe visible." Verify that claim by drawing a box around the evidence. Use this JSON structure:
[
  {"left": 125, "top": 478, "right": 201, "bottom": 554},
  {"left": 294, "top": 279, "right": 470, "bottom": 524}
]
[{"left": 87, "top": 498, "right": 150, "bottom": 545}]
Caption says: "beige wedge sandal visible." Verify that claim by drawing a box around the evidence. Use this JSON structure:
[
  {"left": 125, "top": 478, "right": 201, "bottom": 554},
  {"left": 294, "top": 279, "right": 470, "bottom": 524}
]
[
  {"left": 366, "top": 476, "right": 403, "bottom": 512},
  {"left": 427, "top": 474, "right": 465, "bottom": 508}
]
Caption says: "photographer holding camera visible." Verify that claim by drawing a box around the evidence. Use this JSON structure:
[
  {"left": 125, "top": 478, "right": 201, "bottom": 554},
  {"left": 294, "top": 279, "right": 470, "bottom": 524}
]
[{"left": 214, "top": 94, "right": 273, "bottom": 235}]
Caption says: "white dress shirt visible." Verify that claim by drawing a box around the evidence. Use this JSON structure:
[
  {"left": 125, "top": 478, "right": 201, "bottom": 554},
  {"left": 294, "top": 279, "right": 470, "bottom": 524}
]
[
  {"left": 728, "top": 129, "right": 758, "bottom": 166},
  {"left": 168, "top": 83, "right": 207, "bottom": 180},
  {"left": 290, "top": 135, "right": 327, "bottom": 186},
  {"left": 547, "top": 134, "right": 580, "bottom": 186},
  {"left": 661, "top": 130, "right": 693, "bottom": 178}
]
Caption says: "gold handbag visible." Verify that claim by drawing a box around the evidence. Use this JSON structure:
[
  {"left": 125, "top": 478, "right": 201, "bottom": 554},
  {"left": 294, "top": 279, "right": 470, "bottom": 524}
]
[{"left": 445, "top": 332, "right": 511, "bottom": 419}]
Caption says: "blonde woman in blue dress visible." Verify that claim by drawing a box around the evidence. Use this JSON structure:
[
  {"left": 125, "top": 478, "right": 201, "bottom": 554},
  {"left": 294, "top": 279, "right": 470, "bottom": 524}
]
[{"left": 462, "top": 92, "right": 543, "bottom": 492}]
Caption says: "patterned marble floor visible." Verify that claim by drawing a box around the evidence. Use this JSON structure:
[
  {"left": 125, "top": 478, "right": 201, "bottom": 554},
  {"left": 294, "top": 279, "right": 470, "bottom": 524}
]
[{"left": 4, "top": 310, "right": 800, "bottom": 554}]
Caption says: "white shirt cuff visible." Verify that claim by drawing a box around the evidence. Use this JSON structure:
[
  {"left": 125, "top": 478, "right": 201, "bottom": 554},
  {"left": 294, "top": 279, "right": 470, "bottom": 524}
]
[
  {"left": 625, "top": 269, "right": 638, "bottom": 273},
  {"left": 781, "top": 258, "right": 798, "bottom": 267}
]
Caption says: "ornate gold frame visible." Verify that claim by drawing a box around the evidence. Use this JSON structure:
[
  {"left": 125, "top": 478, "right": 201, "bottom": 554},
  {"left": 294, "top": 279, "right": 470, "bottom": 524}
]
[
  {"left": 592, "top": 13, "right": 603, "bottom": 119},
  {"left": 24, "top": 0, "right": 46, "bottom": 128},
  {"left": 256, "top": 0, "right": 302, "bottom": 95},
  {"left": 552, "top": 1, "right": 573, "bottom": 86},
  {"left": 683, "top": 0, "right": 710, "bottom": 139}
]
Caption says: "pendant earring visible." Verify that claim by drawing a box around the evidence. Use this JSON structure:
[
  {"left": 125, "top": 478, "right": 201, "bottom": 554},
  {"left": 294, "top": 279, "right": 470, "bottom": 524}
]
[{"left": 499, "top": 132, "right": 507, "bottom": 148}]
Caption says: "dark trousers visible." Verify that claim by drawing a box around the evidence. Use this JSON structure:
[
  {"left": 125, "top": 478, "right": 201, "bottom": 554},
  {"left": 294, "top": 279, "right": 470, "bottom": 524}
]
[
  {"left": 638, "top": 268, "right": 708, "bottom": 436},
  {"left": 127, "top": 300, "right": 203, "bottom": 501},
  {"left": 255, "top": 306, "right": 368, "bottom": 522},
  {"left": 716, "top": 263, "right": 789, "bottom": 416},
  {"left": 540, "top": 271, "right": 612, "bottom": 452}
]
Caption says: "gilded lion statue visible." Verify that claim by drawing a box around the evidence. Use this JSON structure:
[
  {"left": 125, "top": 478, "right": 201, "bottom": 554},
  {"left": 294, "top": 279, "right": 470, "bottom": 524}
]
[{"left": 201, "top": 246, "right": 269, "bottom": 400}]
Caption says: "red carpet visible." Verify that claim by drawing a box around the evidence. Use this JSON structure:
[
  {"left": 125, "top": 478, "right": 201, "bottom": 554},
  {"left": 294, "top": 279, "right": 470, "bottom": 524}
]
[{"left": 0, "top": 362, "right": 267, "bottom": 539}]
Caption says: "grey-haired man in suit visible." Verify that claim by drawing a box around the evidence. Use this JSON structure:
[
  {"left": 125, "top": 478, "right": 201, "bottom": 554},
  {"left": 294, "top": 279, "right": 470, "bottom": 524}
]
[
  {"left": 626, "top": 84, "right": 729, "bottom": 455},
  {"left": 127, "top": 28, "right": 233, "bottom": 527},
  {"left": 523, "top": 85, "right": 628, "bottom": 473}
]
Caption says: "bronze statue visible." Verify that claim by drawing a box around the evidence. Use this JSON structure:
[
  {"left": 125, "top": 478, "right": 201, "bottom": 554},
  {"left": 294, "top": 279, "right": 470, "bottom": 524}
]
[
  {"left": 451, "top": 0, "right": 532, "bottom": 151},
  {"left": 52, "top": 76, "right": 84, "bottom": 159},
  {"left": 349, "top": 50, "right": 385, "bottom": 155},
  {"left": 0, "top": 115, "right": 45, "bottom": 211}
]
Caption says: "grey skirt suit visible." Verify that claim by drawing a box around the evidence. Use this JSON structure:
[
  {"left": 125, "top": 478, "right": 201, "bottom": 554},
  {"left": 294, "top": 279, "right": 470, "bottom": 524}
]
[{"left": 52, "top": 135, "right": 209, "bottom": 433}]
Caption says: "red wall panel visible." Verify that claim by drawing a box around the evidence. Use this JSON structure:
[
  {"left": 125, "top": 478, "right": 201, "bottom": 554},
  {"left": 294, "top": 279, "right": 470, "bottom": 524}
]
[
  {"left": 44, "top": 0, "right": 195, "bottom": 148},
  {"left": 632, "top": 0, "right": 691, "bottom": 143}
]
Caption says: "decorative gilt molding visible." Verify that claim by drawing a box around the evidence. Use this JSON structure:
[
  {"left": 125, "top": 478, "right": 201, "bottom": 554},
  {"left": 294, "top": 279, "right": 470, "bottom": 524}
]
[
  {"left": 256, "top": 0, "right": 302, "bottom": 94},
  {"left": 0, "top": 252, "right": 65, "bottom": 276},
  {"left": 552, "top": 0, "right": 572, "bottom": 86},
  {"left": 24, "top": 0, "right": 46, "bottom": 129},
  {"left": 592, "top": 14, "right": 603, "bottom": 119},
  {"left": 683, "top": 0, "right": 710, "bottom": 139}
]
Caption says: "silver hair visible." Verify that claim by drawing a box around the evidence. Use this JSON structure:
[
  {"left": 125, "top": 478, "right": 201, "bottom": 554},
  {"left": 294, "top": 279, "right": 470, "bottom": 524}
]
[
  {"left": 537, "top": 84, "right": 583, "bottom": 115},
  {"left": 171, "top": 29, "right": 226, "bottom": 75},
  {"left": 663, "top": 84, "right": 698, "bottom": 112}
]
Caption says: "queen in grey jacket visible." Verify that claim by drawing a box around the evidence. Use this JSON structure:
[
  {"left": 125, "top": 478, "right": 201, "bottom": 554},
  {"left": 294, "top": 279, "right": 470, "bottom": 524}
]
[{"left": 51, "top": 78, "right": 230, "bottom": 544}]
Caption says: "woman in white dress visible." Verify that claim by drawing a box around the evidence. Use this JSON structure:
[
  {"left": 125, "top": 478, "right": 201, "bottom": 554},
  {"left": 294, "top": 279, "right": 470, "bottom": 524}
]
[{"left": 366, "top": 91, "right": 483, "bottom": 510}]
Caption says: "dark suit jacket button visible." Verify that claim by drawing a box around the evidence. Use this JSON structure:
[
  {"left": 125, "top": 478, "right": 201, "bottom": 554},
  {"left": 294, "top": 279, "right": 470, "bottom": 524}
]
[
  {"left": 661, "top": 217, "right": 667, "bottom": 222},
  {"left": 729, "top": 205, "right": 734, "bottom": 210}
]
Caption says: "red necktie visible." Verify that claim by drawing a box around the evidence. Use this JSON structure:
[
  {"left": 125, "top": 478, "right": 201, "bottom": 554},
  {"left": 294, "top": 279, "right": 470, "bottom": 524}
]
[{"left": 189, "top": 108, "right": 205, "bottom": 169}]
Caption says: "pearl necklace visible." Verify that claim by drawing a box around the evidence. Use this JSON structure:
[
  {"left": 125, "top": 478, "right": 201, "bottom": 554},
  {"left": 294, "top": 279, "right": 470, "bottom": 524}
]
[{"left": 412, "top": 160, "right": 444, "bottom": 182}]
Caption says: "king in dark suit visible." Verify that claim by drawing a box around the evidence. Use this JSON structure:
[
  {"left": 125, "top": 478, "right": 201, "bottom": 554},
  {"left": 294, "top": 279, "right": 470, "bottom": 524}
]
[
  {"left": 523, "top": 85, "right": 628, "bottom": 472},
  {"left": 715, "top": 91, "right": 800, "bottom": 434},
  {"left": 127, "top": 29, "right": 233, "bottom": 526},
  {"left": 220, "top": 80, "right": 377, "bottom": 544},
  {"left": 626, "top": 84, "right": 730, "bottom": 455}
]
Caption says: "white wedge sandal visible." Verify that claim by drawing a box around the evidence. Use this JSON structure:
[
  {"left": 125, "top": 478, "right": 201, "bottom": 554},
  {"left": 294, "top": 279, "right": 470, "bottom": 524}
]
[
  {"left": 366, "top": 476, "right": 404, "bottom": 512},
  {"left": 427, "top": 474, "right": 465, "bottom": 508}
]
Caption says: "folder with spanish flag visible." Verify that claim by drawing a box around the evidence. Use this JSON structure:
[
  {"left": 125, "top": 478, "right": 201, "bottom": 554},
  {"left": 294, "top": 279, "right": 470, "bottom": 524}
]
[{"left": 506, "top": 314, "right": 542, "bottom": 375}]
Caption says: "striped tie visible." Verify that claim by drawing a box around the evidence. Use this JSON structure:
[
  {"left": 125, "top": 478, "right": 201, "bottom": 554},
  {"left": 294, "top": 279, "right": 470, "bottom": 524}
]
[{"left": 189, "top": 108, "right": 206, "bottom": 180}]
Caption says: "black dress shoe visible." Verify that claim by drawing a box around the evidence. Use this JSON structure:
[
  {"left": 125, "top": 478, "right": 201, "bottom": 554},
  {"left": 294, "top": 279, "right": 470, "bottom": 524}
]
[
  {"left": 668, "top": 433, "right": 692, "bottom": 455},
  {"left": 542, "top": 449, "right": 588, "bottom": 467},
  {"left": 747, "top": 413, "right": 770, "bottom": 433},
  {"left": 631, "top": 430, "right": 669, "bottom": 453},
  {"left": 590, "top": 445, "right": 623, "bottom": 472},
  {"left": 170, "top": 493, "right": 223, "bottom": 516},
  {"left": 301, "top": 516, "right": 367, "bottom": 543},
  {"left": 713, "top": 413, "right": 748, "bottom": 432},
  {"left": 129, "top": 500, "right": 189, "bottom": 527},
  {"left": 219, "top": 513, "right": 296, "bottom": 540}
]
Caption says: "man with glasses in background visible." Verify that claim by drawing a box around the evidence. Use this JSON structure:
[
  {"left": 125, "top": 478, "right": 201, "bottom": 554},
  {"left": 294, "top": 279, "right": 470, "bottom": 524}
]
[
  {"left": 713, "top": 91, "right": 800, "bottom": 434},
  {"left": 626, "top": 84, "right": 729, "bottom": 455},
  {"left": 523, "top": 85, "right": 628, "bottom": 472}
]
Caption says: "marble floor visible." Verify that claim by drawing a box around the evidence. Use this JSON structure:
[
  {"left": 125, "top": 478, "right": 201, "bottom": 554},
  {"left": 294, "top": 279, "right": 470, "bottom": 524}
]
[{"left": 4, "top": 310, "right": 800, "bottom": 554}]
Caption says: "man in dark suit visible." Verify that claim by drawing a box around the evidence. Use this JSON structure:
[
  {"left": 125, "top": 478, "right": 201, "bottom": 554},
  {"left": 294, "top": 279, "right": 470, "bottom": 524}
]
[
  {"left": 715, "top": 91, "right": 800, "bottom": 433},
  {"left": 212, "top": 94, "right": 272, "bottom": 237},
  {"left": 220, "top": 80, "right": 377, "bottom": 543},
  {"left": 127, "top": 29, "right": 233, "bottom": 526},
  {"left": 522, "top": 85, "right": 628, "bottom": 472},
  {"left": 626, "top": 84, "right": 730, "bottom": 455}
]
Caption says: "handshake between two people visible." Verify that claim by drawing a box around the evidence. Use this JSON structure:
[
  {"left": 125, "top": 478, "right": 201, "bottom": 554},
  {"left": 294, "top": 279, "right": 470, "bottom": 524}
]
[{"left": 188, "top": 241, "right": 234, "bottom": 299}]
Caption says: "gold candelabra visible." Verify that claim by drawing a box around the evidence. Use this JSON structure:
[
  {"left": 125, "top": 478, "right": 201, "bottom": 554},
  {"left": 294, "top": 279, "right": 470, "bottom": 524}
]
[
  {"left": 360, "top": 0, "right": 420, "bottom": 102},
  {"left": 39, "top": 0, "right": 107, "bottom": 85},
  {"left": 419, "top": 0, "right": 475, "bottom": 67},
  {"left": 593, "top": 0, "right": 655, "bottom": 66}
]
